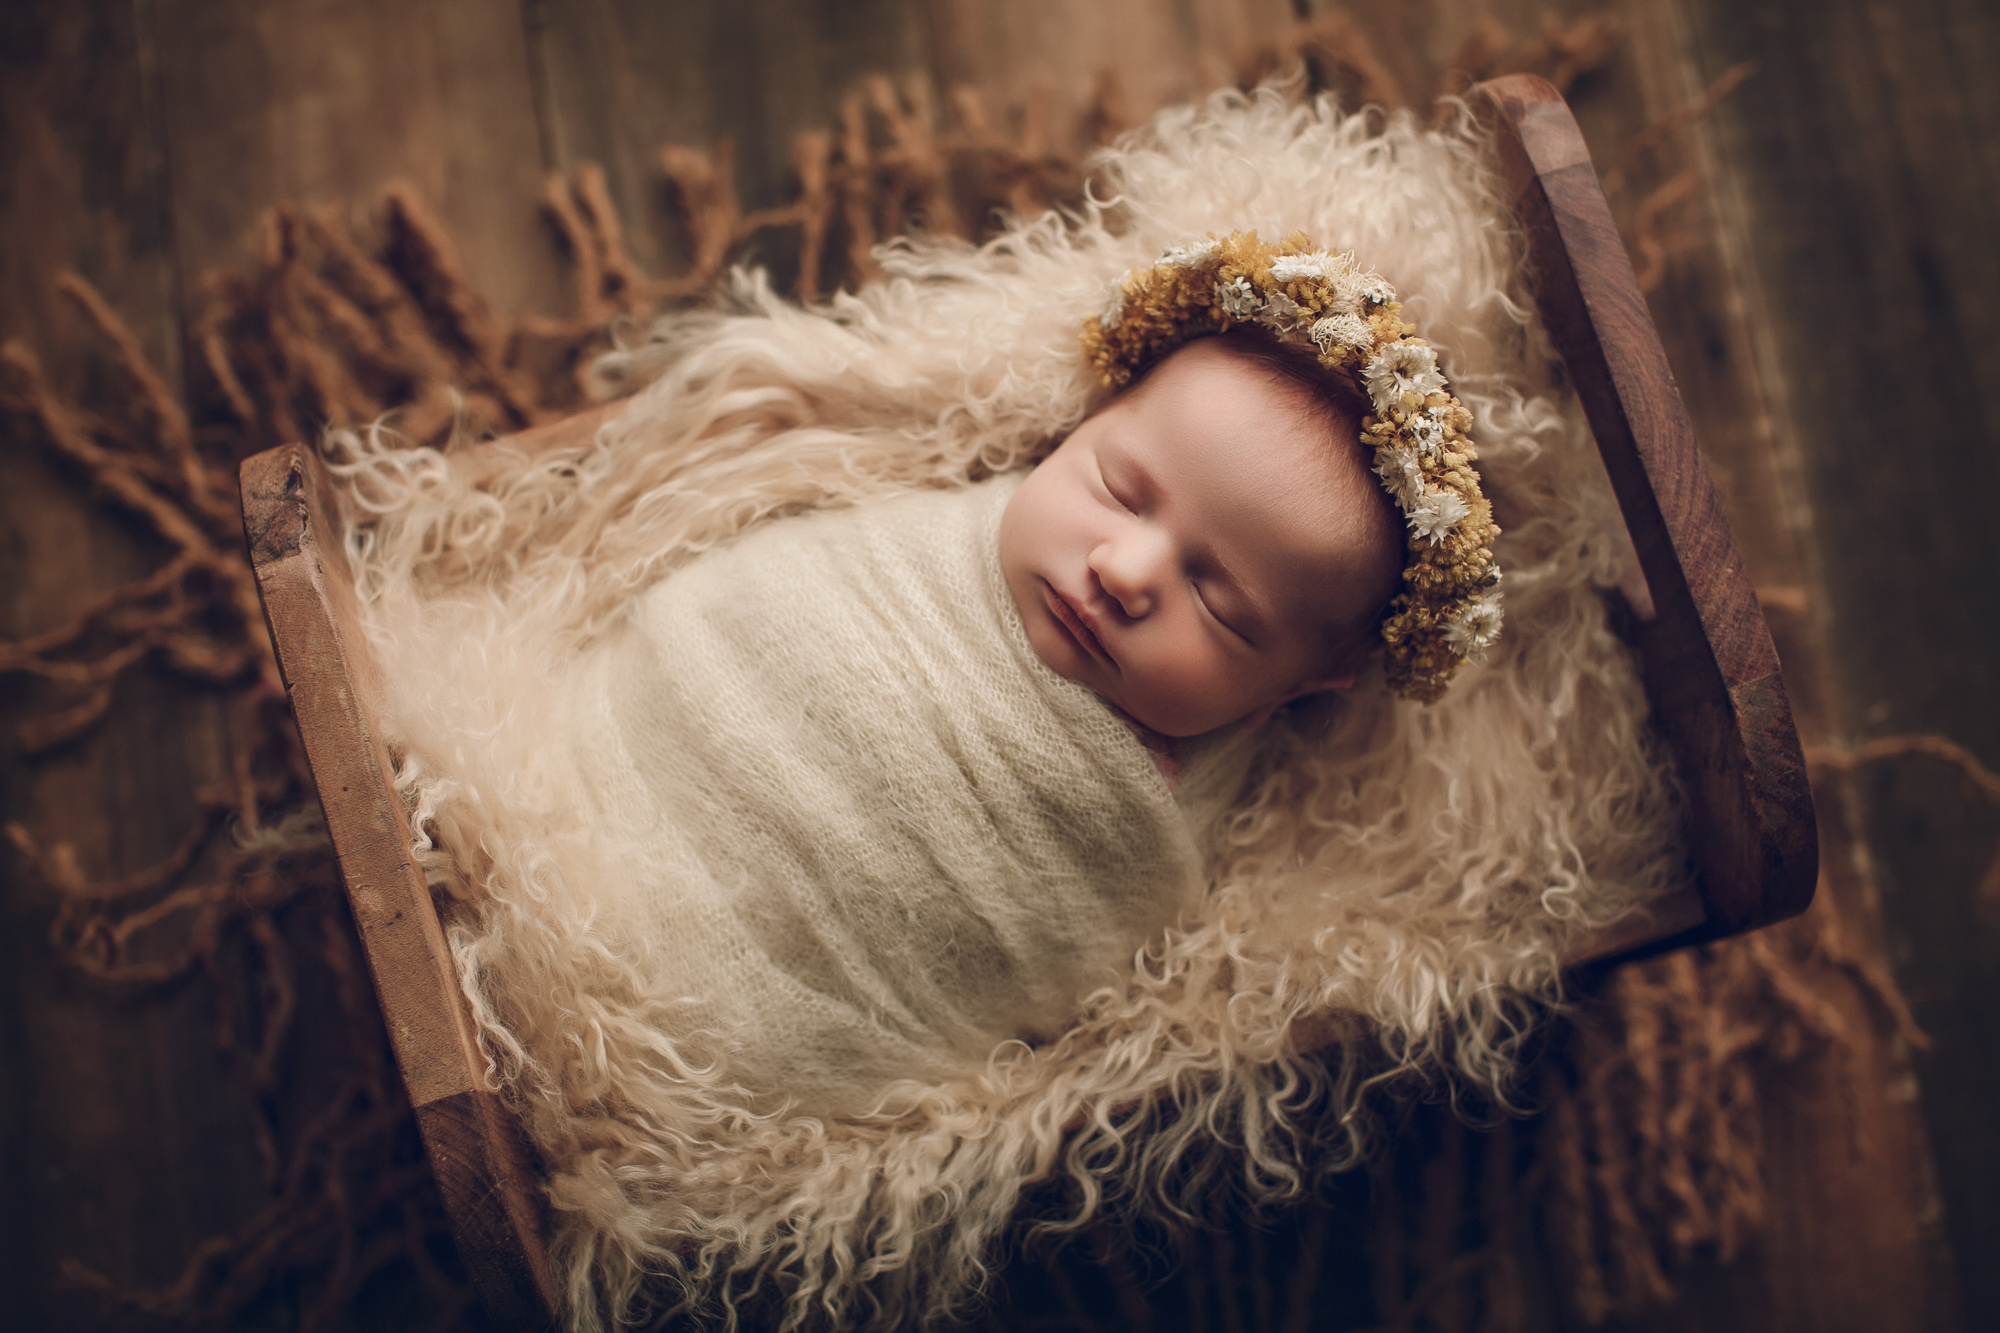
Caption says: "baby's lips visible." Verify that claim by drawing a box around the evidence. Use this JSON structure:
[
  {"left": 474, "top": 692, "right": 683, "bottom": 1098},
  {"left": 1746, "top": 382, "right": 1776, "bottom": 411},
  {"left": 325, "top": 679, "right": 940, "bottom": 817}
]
[{"left": 1045, "top": 582, "right": 1115, "bottom": 668}]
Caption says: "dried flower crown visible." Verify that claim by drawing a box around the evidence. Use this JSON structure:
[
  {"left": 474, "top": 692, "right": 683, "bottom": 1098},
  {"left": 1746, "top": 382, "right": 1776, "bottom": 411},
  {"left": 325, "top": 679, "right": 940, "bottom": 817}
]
[{"left": 1082, "top": 231, "right": 1502, "bottom": 703}]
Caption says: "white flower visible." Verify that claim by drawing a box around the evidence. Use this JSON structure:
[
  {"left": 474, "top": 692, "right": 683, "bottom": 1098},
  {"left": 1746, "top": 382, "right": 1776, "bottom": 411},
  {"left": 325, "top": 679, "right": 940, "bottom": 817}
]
[
  {"left": 1364, "top": 341, "right": 1446, "bottom": 415},
  {"left": 1215, "top": 276, "right": 1259, "bottom": 318},
  {"left": 1259, "top": 290, "right": 1307, "bottom": 330},
  {"left": 1373, "top": 442, "right": 1425, "bottom": 507},
  {"left": 1408, "top": 411, "right": 1448, "bottom": 457},
  {"left": 1309, "top": 313, "right": 1374, "bottom": 354},
  {"left": 1099, "top": 280, "right": 1127, "bottom": 331},
  {"left": 1159, "top": 239, "right": 1219, "bottom": 268},
  {"left": 1270, "top": 249, "right": 1352, "bottom": 284},
  {"left": 1406, "top": 488, "right": 1471, "bottom": 544},
  {"left": 1444, "top": 591, "right": 1505, "bottom": 660},
  {"left": 1358, "top": 276, "right": 1395, "bottom": 306}
]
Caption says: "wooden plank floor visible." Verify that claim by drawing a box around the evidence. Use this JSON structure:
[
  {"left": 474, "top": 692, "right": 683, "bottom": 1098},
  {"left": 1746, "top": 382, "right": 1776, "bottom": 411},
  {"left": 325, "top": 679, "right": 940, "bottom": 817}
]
[
  {"left": 2, "top": 0, "right": 1990, "bottom": 1329},
  {"left": 1670, "top": 1, "right": 2000, "bottom": 1327},
  {"left": 0, "top": 4, "right": 273, "bottom": 1324}
]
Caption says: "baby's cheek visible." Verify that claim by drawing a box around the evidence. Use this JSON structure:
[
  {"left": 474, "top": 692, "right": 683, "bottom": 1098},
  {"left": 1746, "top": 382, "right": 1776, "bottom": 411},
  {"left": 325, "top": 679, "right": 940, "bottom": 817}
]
[{"left": 1134, "top": 641, "right": 1242, "bottom": 727}]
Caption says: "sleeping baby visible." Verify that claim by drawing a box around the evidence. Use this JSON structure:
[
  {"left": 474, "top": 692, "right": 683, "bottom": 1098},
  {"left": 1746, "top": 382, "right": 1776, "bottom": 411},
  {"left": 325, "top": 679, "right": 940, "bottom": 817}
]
[{"left": 333, "top": 92, "right": 1682, "bottom": 1333}]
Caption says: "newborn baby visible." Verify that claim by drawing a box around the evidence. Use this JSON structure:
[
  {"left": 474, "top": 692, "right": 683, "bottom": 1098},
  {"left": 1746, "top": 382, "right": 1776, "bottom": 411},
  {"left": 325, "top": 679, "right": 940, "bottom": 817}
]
[{"left": 565, "top": 322, "right": 1411, "bottom": 1120}]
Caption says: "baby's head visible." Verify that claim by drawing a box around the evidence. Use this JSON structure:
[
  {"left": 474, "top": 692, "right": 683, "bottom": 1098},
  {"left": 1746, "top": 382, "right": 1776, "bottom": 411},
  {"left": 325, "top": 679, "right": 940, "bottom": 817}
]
[{"left": 1001, "top": 333, "right": 1404, "bottom": 737}]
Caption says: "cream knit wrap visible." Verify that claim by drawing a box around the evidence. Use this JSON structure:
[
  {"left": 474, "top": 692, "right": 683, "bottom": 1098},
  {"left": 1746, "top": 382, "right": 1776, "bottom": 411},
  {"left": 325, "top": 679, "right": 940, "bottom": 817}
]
[{"left": 569, "top": 476, "right": 1223, "bottom": 1115}]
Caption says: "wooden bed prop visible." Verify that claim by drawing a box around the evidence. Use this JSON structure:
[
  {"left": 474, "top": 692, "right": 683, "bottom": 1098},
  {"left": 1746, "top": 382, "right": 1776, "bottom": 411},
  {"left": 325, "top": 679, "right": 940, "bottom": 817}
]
[
  {"left": 1470, "top": 74, "right": 1817, "bottom": 960},
  {"left": 236, "top": 74, "right": 1813, "bottom": 1329}
]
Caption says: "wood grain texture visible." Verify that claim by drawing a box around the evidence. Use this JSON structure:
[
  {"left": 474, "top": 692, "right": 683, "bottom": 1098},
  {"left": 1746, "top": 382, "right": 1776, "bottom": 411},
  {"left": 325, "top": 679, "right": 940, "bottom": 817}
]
[
  {"left": 150, "top": 0, "right": 563, "bottom": 318},
  {"left": 1668, "top": 0, "right": 2000, "bottom": 1323},
  {"left": 241, "top": 444, "right": 556, "bottom": 1329},
  {"left": 1595, "top": 11, "right": 1959, "bottom": 1323},
  {"left": 1473, "top": 73, "right": 1816, "bottom": 945},
  {"left": 526, "top": 0, "right": 929, "bottom": 278},
  {"left": 923, "top": 0, "right": 1220, "bottom": 128},
  {"left": 0, "top": 3, "right": 272, "bottom": 1324},
  {"left": 415, "top": 1089, "right": 558, "bottom": 1332}
]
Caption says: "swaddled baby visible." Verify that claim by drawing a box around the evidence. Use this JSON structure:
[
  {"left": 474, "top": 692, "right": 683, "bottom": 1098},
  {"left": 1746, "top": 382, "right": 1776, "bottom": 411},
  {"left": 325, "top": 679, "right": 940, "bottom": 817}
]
[{"left": 575, "top": 328, "right": 1403, "bottom": 1116}]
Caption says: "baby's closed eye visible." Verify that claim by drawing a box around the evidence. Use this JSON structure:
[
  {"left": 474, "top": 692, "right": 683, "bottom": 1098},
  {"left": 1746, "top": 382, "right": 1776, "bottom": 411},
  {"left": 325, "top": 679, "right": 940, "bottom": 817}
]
[
  {"left": 1092, "top": 453, "right": 1136, "bottom": 513},
  {"left": 1191, "top": 579, "right": 1250, "bottom": 642}
]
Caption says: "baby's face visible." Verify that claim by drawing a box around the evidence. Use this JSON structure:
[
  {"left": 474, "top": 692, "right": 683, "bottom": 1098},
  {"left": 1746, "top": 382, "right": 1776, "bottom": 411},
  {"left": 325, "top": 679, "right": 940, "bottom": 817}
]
[{"left": 1001, "top": 339, "right": 1400, "bottom": 737}]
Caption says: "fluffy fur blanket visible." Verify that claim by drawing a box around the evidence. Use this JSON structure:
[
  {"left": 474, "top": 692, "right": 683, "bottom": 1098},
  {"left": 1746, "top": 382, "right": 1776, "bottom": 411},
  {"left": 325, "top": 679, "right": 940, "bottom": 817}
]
[{"left": 332, "top": 86, "right": 1688, "bottom": 1331}]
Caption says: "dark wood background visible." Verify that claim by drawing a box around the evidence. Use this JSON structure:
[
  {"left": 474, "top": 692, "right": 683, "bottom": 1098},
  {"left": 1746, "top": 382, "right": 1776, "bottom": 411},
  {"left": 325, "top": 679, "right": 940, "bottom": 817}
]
[{"left": 3, "top": 1, "right": 1994, "bottom": 1330}]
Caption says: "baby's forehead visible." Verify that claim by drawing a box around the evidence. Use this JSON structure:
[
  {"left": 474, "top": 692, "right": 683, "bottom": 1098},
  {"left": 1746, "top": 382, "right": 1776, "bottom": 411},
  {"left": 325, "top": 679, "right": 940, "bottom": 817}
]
[
  {"left": 1117, "top": 339, "right": 1363, "bottom": 458},
  {"left": 1104, "top": 347, "right": 1402, "bottom": 634},
  {"left": 1113, "top": 346, "right": 1372, "bottom": 513}
]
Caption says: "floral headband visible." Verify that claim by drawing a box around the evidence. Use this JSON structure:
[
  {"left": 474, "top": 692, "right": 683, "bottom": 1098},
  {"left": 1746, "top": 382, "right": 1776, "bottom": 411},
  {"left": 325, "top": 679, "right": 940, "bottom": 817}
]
[{"left": 1082, "top": 231, "right": 1502, "bottom": 703}]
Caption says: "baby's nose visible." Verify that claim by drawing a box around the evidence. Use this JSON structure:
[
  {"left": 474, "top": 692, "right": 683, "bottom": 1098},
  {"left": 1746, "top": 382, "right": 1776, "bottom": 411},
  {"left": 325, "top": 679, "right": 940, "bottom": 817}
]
[{"left": 1091, "top": 530, "right": 1170, "bottom": 618}]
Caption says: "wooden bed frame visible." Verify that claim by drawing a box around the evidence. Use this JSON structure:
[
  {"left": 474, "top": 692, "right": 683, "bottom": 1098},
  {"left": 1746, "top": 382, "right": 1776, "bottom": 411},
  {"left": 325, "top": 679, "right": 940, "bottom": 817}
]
[{"left": 236, "top": 74, "right": 1815, "bottom": 1329}]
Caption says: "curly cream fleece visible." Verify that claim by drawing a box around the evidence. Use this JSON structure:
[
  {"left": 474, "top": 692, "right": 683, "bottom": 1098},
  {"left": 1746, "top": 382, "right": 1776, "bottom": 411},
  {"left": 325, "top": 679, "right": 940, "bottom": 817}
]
[{"left": 328, "top": 86, "right": 1687, "bottom": 1331}]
